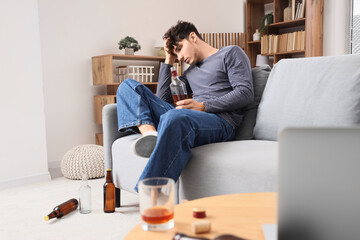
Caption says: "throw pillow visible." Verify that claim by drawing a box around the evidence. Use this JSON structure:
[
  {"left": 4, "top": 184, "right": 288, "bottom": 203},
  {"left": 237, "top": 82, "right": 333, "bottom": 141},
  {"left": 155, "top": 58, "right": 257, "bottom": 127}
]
[
  {"left": 253, "top": 54, "right": 360, "bottom": 141},
  {"left": 234, "top": 65, "right": 271, "bottom": 140}
]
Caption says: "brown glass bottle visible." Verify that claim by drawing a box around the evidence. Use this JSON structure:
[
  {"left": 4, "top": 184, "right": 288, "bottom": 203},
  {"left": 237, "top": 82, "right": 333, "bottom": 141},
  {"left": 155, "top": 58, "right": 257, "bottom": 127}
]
[
  {"left": 170, "top": 66, "right": 188, "bottom": 105},
  {"left": 44, "top": 198, "right": 78, "bottom": 221},
  {"left": 104, "top": 168, "right": 115, "bottom": 213}
]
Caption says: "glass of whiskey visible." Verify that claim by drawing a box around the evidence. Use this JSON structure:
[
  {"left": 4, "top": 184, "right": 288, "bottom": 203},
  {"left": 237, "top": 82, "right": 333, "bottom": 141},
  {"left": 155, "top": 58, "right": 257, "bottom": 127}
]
[{"left": 138, "top": 177, "right": 175, "bottom": 231}]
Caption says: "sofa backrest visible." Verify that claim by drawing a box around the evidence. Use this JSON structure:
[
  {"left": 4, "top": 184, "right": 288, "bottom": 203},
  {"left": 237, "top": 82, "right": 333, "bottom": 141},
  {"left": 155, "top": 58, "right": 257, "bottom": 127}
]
[
  {"left": 234, "top": 65, "right": 271, "bottom": 140},
  {"left": 253, "top": 54, "right": 360, "bottom": 141}
]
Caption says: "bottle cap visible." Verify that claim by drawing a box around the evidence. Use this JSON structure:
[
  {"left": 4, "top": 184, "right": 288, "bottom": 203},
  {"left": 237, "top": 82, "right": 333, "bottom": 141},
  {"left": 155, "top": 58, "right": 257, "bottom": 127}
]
[
  {"left": 44, "top": 216, "right": 49, "bottom": 221},
  {"left": 193, "top": 207, "right": 206, "bottom": 218},
  {"left": 106, "top": 168, "right": 112, "bottom": 171},
  {"left": 170, "top": 67, "right": 177, "bottom": 77}
]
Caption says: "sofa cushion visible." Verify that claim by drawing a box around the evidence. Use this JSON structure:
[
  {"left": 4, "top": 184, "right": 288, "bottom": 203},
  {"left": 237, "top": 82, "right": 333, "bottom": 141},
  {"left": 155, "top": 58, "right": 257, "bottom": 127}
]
[
  {"left": 179, "top": 140, "right": 278, "bottom": 200},
  {"left": 254, "top": 54, "right": 360, "bottom": 141},
  {"left": 235, "top": 65, "right": 272, "bottom": 140}
]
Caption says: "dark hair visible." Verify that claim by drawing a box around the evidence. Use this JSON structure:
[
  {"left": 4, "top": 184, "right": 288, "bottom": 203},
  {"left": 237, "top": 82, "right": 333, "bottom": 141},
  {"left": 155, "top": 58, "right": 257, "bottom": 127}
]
[{"left": 163, "top": 20, "right": 203, "bottom": 54}]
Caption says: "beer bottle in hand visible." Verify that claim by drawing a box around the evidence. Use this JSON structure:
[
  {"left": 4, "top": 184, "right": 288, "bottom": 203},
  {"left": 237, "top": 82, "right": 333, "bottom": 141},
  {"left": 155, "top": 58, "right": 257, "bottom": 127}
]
[
  {"left": 104, "top": 168, "right": 115, "bottom": 213},
  {"left": 170, "top": 66, "right": 188, "bottom": 105},
  {"left": 44, "top": 198, "right": 78, "bottom": 221}
]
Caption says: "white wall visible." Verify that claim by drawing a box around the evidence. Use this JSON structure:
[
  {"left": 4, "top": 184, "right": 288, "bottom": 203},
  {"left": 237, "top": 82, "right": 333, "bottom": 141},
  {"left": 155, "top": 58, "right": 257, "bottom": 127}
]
[
  {"left": 323, "top": 0, "right": 352, "bottom": 55},
  {"left": 0, "top": 0, "right": 350, "bottom": 187},
  {"left": 0, "top": 0, "right": 50, "bottom": 188},
  {"left": 38, "top": 0, "right": 245, "bottom": 167}
]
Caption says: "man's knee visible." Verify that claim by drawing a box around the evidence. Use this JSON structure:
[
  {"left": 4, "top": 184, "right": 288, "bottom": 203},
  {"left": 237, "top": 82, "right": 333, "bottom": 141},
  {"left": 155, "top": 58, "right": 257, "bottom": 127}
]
[
  {"left": 117, "top": 78, "right": 139, "bottom": 94},
  {"left": 159, "top": 109, "right": 192, "bottom": 128}
]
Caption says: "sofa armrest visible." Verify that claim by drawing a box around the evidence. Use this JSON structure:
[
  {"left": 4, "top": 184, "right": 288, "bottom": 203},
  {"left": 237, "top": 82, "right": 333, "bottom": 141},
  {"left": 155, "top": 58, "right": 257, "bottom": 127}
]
[{"left": 102, "top": 104, "right": 131, "bottom": 170}]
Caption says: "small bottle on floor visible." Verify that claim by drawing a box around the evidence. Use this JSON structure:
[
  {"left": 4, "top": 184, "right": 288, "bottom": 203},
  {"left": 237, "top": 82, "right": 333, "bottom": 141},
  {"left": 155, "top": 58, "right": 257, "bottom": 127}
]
[
  {"left": 44, "top": 198, "right": 78, "bottom": 221},
  {"left": 79, "top": 173, "right": 91, "bottom": 214},
  {"left": 103, "top": 169, "right": 115, "bottom": 213}
]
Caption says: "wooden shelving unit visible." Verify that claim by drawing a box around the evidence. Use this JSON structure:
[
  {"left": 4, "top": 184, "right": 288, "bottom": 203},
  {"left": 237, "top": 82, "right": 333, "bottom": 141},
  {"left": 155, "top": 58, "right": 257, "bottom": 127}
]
[
  {"left": 92, "top": 54, "right": 166, "bottom": 85},
  {"left": 92, "top": 54, "right": 166, "bottom": 145},
  {"left": 245, "top": 0, "right": 323, "bottom": 67}
]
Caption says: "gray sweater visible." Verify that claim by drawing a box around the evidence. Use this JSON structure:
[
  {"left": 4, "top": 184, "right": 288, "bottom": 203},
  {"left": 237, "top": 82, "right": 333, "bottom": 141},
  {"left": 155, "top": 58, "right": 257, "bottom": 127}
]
[{"left": 157, "top": 46, "right": 253, "bottom": 129}]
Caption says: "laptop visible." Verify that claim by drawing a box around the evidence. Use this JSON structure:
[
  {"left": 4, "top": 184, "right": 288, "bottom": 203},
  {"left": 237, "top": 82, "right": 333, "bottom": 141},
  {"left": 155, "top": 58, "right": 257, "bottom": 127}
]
[{"left": 277, "top": 127, "right": 360, "bottom": 240}]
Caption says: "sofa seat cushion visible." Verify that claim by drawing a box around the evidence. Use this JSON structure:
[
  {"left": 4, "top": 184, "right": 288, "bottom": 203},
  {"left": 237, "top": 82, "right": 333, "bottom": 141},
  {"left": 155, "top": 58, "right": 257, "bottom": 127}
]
[
  {"left": 112, "top": 134, "right": 278, "bottom": 200},
  {"left": 254, "top": 54, "right": 360, "bottom": 141},
  {"left": 179, "top": 140, "right": 278, "bottom": 201},
  {"left": 112, "top": 133, "right": 146, "bottom": 193}
]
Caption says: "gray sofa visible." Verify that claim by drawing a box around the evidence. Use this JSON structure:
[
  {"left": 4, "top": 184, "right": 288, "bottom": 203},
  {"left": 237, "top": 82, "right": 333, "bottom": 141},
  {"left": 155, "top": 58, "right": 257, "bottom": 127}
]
[{"left": 102, "top": 54, "right": 360, "bottom": 206}]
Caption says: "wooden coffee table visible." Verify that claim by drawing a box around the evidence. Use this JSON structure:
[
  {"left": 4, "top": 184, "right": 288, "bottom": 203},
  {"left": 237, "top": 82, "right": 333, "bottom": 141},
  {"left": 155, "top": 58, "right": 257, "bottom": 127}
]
[{"left": 125, "top": 192, "right": 277, "bottom": 240}]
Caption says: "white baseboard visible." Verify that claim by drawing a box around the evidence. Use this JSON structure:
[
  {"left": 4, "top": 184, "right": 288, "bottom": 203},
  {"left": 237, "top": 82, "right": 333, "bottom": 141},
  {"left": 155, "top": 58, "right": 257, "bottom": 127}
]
[{"left": 0, "top": 171, "right": 51, "bottom": 190}]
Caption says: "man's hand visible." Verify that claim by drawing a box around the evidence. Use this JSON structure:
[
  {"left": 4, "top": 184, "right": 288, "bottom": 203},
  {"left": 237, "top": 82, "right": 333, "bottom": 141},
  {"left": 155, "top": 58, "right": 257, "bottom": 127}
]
[
  {"left": 164, "top": 38, "right": 177, "bottom": 65},
  {"left": 175, "top": 99, "right": 206, "bottom": 112}
]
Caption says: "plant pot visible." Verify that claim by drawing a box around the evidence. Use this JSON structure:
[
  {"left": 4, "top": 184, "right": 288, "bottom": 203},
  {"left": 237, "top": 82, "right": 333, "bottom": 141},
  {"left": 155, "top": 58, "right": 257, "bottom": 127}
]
[
  {"left": 157, "top": 48, "right": 166, "bottom": 57},
  {"left": 125, "top": 48, "right": 134, "bottom": 55}
]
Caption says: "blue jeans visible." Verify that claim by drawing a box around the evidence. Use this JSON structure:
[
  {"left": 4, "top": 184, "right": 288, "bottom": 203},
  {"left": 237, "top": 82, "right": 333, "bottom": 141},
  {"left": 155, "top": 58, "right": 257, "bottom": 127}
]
[{"left": 116, "top": 79, "right": 235, "bottom": 191}]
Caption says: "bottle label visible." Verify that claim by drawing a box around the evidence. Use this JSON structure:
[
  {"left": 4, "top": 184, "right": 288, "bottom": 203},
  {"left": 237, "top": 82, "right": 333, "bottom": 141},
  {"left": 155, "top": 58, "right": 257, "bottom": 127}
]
[
  {"left": 171, "top": 70, "right": 177, "bottom": 77},
  {"left": 172, "top": 94, "right": 188, "bottom": 105}
]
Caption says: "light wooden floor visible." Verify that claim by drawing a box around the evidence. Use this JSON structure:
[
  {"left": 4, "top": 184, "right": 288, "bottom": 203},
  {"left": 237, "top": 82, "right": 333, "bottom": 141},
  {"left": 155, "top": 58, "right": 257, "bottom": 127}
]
[{"left": 0, "top": 174, "right": 140, "bottom": 240}]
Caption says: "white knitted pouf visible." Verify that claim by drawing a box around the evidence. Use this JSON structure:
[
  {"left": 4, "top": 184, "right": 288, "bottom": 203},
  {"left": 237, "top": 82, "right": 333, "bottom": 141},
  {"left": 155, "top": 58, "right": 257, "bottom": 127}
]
[{"left": 61, "top": 144, "right": 104, "bottom": 180}]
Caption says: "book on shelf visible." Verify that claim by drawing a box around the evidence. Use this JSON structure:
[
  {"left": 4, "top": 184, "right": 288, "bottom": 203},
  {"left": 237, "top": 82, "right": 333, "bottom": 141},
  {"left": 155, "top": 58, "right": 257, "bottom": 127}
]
[
  {"left": 300, "top": 0, "right": 306, "bottom": 18},
  {"left": 300, "top": 31, "right": 305, "bottom": 50},
  {"left": 292, "top": 0, "right": 296, "bottom": 20},
  {"left": 288, "top": 33, "right": 293, "bottom": 51},
  {"left": 292, "top": 0, "right": 306, "bottom": 20},
  {"left": 295, "top": 2, "right": 299, "bottom": 19},
  {"left": 274, "top": 35, "right": 279, "bottom": 53},
  {"left": 260, "top": 31, "right": 305, "bottom": 54}
]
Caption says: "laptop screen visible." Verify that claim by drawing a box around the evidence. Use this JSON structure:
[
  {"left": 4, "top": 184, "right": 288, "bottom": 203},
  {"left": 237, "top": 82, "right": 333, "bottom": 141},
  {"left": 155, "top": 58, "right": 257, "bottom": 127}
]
[{"left": 278, "top": 127, "right": 360, "bottom": 240}]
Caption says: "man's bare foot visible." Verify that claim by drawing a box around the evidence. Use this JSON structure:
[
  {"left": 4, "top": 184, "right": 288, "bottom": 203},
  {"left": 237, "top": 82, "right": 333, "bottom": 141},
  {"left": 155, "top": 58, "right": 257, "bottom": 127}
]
[{"left": 138, "top": 124, "right": 156, "bottom": 135}]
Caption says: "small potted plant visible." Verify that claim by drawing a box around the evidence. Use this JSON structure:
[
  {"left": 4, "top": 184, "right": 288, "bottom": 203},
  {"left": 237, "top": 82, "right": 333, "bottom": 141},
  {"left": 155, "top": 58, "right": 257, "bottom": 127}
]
[
  {"left": 118, "top": 36, "right": 141, "bottom": 55},
  {"left": 259, "top": 13, "right": 274, "bottom": 36}
]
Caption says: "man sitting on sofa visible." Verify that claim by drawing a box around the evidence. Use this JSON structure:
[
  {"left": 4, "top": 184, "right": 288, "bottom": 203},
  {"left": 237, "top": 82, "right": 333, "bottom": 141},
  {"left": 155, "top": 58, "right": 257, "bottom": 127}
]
[{"left": 116, "top": 20, "right": 254, "bottom": 191}]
